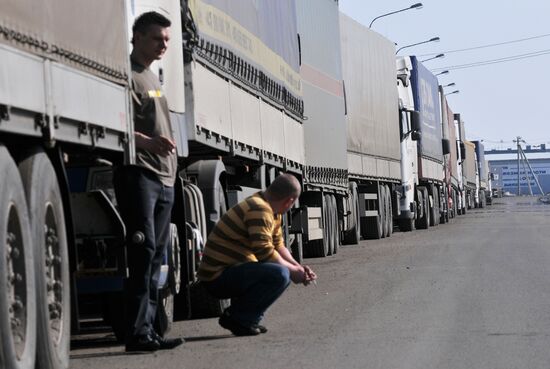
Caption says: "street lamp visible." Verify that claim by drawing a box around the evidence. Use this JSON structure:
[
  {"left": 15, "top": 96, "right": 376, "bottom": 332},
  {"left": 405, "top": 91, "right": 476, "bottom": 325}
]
[
  {"left": 396, "top": 37, "right": 440, "bottom": 54},
  {"left": 442, "top": 82, "right": 456, "bottom": 88},
  {"left": 369, "top": 3, "right": 423, "bottom": 28},
  {"left": 421, "top": 53, "right": 444, "bottom": 63},
  {"left": 444, "top": 90, "right": 459, "bottom": 96},
  {"left": 435, "top": 70, "right": 449, "bottom": 76}
]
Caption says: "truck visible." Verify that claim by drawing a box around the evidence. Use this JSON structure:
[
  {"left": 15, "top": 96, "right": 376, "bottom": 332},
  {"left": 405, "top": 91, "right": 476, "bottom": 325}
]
[
  {"left": 440, "top": 91, "right": 459, "bottom": 220},
  {"left": 0, "top": 0, "right": 310, "bottom": 367},
  {"left": 463, "top": 140, "right": 478, "bottom": 209},
  {"left": 453, "top": 113, "right": 468, "bottom": 214},
  {"left": 339, "top": 14, "right": 401, "bottom": 240},
  {"left": 472, "top": 140, "right": 490, "bottom": 207},
  {"left": 396, "top": 56, "right": 448, "bottom": 231}
]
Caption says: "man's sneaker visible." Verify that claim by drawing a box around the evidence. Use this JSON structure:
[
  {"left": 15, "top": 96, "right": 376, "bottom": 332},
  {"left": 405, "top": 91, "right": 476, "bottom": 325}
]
[
  {"left": 151, "top": 331, "right": 185, "bottom": 350},
  {"left": 219, "top": 312, "right": 261, "bottom": 336},
  {"left": 125, "top": 334, "right": 161, "bottom": 352}
]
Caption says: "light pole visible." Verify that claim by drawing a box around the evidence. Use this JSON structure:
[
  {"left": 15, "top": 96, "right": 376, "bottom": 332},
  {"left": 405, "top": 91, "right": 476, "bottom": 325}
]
[
  {"left": 396, "top": 37, "right": 440, "bottom": 54},
  {"left": 421, "top": 53, "right": 444, "bottom": 63},
  {"left": 369, "top": 3, "right": 423, "bottom": 28},
  {"left": 435, "top": 70, "right": 449, "bottom": 76},
  {"left": 444, "top": 90, "right": 459, "bottom": 97},
  {"left": 442, "top": 82, "right": 456, "bottom": 88}
]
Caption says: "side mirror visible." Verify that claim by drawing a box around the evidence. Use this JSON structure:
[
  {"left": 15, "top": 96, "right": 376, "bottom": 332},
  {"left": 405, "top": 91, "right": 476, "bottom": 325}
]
[
  {"left": 410, "top": 111, "right": 421, "bottom": 132},
  {"left": 442, "top": 139, "right": 451, "bottom": 155},
  {"left": 459, "top": 142, "right": 466, "bottom": 161},
  {"left": 411, "top": 131, "right": 421, "bottom": 141}
]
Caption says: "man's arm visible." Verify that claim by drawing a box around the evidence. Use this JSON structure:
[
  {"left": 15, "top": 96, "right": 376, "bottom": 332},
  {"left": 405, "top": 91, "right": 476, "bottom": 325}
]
[{"left": 135, "top": 131, "right": 175, "bottom": 157}]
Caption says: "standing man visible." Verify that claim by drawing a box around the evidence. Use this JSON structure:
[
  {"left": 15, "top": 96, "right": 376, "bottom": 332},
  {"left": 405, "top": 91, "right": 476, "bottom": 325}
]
[
  {"left": 197, "top": 174, "right": 317, "bottom": 336},
  {"left": 114, "top": 11, "right": 183, "bottom": 352}
]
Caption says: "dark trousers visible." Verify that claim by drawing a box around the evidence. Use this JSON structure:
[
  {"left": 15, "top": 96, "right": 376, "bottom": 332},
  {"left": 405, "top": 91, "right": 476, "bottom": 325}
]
[
  {"left": 203, "top": 262, "right": 291, "bottom": 326},
  {"left": 114, "top": 166, "right": 174, "bottom": 338}
]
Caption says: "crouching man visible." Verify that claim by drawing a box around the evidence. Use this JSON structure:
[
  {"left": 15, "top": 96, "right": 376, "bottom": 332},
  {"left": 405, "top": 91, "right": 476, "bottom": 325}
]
[{"left": 197, "top": 173, "right": 317, "bottom": 336}]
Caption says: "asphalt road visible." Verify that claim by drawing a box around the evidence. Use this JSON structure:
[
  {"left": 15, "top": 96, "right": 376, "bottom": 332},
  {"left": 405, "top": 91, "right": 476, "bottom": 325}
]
[{"left": 70, "top": 197, "right": 550, "bottom": 369}]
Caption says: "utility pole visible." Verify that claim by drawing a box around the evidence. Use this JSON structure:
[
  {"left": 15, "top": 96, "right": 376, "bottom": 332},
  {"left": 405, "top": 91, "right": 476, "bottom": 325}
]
[{"left": 515, "top": 136, "right": 522, "bottom": 195}]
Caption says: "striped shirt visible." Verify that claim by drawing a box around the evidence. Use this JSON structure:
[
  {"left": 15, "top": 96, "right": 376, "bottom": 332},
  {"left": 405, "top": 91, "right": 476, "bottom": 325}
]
[{"left": 197, "top": 192, "right": 284, "bottom": 281}]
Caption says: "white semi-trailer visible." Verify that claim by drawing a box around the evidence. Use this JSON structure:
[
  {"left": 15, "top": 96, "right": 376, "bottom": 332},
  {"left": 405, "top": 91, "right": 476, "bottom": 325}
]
[
  {"left": 295, "top": 0, "right": 348, "bottom": 257},
  {"left": 340, "top": 14, "right": 401, "bottom": 240}
]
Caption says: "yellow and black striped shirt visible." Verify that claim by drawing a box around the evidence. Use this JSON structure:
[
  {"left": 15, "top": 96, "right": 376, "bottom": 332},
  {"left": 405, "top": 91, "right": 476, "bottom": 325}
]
[{"left": 197, "top": 192, "right": 285, "bottom": 281}]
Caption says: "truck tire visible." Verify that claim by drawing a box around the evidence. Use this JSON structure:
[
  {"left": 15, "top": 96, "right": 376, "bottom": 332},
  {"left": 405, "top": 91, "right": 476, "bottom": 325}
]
[
  {"left": 329, "top": 195, "right": 340, "bottom": 254},
  {"left": 324, "top": 194, "right": 335, "bottom": 255},
  {"left": 307, "top": 194, "right": 330, "bottom": 257},
  {"left": 432, "top": 190, "right": 440, "bottom": 226},
  {"left": 416, "top": 187, "right": 430, "bottom": 229},
  {"left": 0, "top": 146, "right": 36, "bottom": 369},
  {"left": 398, "top": 218, "right": 415, "bottom": 232},
  {"left": 190, "top": 183, "right": 230, "bottom": 317},
  {"left": 428, "top": 185, "right": 439, "bottom": 227},
  {"left": 18, "top": 150, "right": 70, "bottom": 369},
  {"left": 384, "top": 185, "right": 392, "bottom": 238},
  {"left": 379, "top": 186, "right": 387, "bottom": 239},
  {"left": 479, "top": 190, "right": 486, "bottom": 208},
  {"left": 154, "top": 288, "right": 174, "bottom": 337},
  {"left": 362, "top": 192, "right": 384, "bottom": 240},
  {"left": 343, "top": 182, "right": 360, "bottom": 245}
]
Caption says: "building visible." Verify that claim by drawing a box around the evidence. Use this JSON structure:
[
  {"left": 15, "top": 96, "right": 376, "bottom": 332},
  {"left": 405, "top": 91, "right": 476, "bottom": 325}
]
[{"left": 486, "top": 144, "right": 550, "bottom": 195}]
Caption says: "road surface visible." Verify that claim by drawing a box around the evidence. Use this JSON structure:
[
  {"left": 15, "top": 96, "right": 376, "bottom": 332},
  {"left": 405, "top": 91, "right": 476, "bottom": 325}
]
[{"left": 70, "top": 197, "right": 550, "bottom": 369}]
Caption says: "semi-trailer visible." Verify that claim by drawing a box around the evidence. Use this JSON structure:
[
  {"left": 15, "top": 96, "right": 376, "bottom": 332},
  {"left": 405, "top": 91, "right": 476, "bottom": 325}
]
[
  {"left": 463, "top": 140, "right": 479, "bottom": 209},
  {"left": 296, "top": 0, "right": 348, "bottom": 257},
  {"left": 440, "top": 91, "right": 460, "bottom": 220},
  {"left": 340, "top": 14, "right": 401, "bottom": 240}
]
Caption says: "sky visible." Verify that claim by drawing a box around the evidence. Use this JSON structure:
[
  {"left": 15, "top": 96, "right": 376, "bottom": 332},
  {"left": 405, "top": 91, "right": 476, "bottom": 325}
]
[{"left": 338, "top": 0, "right": 550, "bottom": 151}]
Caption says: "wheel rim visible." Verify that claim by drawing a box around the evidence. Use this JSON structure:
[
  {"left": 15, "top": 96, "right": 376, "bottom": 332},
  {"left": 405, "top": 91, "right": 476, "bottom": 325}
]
[
  {"left": 6, "top": 203, "right": 28, "bottom": 359},
  {"left": 44, "top": 203, "right": 64, "bottom": 346}
]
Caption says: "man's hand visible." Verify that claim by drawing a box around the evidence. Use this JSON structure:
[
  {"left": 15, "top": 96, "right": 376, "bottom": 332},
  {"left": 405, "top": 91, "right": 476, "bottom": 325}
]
[
  {"left": 302, "top": 265, "right": 317, "bottom": 286},
  {"left": 289, "top": 266, "right": 307, "bottom": 284},
  {"left": 135, "top": 133, "right": 176, "bottom": 157}
]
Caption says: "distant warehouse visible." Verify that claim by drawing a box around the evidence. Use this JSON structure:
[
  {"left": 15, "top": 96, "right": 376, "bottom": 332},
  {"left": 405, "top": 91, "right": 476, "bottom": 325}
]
[{"left": 486, "top": 144, "right": 550, "bottom": 195}]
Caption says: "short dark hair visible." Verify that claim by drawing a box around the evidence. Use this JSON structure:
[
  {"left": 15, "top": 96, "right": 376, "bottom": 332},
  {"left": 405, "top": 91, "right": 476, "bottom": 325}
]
[
  {"left": 132, "top": 11, "right": 171, "bottom": 42},
  {"left": 266, "top": 173, "right": 301, "bottom": 201}
]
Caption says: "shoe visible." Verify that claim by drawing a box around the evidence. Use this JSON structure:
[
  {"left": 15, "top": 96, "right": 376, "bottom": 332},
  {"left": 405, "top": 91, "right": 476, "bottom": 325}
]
[
  {"left": 151, "top": 331, "right": 185, "bottom": 350},
  {"left": 253, "top": 324, "right": 268, "bottom": 334},
  {"left": 125, "top": 334, "right": 161, "bottom": 352},
  {"left": 219, "top": 312, "right": 261, "bottom": 336}
]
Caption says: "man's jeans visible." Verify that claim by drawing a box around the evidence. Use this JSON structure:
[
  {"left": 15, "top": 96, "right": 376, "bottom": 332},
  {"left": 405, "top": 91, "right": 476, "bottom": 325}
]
[
  {"left": 114, "top": 166, "right": 174, "bottom": 338},
  {"left": 204, "top": 262, "right": 291, "bottom": 326}
]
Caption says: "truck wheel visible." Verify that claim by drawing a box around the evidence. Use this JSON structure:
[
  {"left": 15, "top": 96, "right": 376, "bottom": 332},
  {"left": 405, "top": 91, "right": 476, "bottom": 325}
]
[
  {"left": 398, "top": 218, "right": 415, "bottom": 232},
  {"left": 362, "top": 192, "right": 384, "bottom": 240},
  {"left": 343, "top": 182, "right": 360, "bottom": 245},
  {"left": 18, "top": 150, "right": 70, "bottom": 369},
  {"left": 416, "top": 187, "right": 430, "bottom": 229},
  {"left": 308, "top": 194, "right": 330, "bottom": 257},
  {"left": 154, "top": 288, "right": 174, "bottom": 337},
  {"left": 324, "top": 194, "right": 335, "bottom": 255},
  {"left": 190, "top": 183, "right": 230, "bottom": 317},
  {"left": 329, "top": 195, "right": 340, "bottom": 254},
  {"left": 432, "top": 190, "right": 440, "bottom": 226},
  {"left": 384, "top": 185, "right": 392, "bottom": 238},
  {"left": 0, "top": 146, "right": 36, "bottom": 369},
  {"left": 428, "top": 185, "right": 439, "bottom": 227},
  {"left": 379, "top": 186, "right": 387, "bottom": 239}
]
